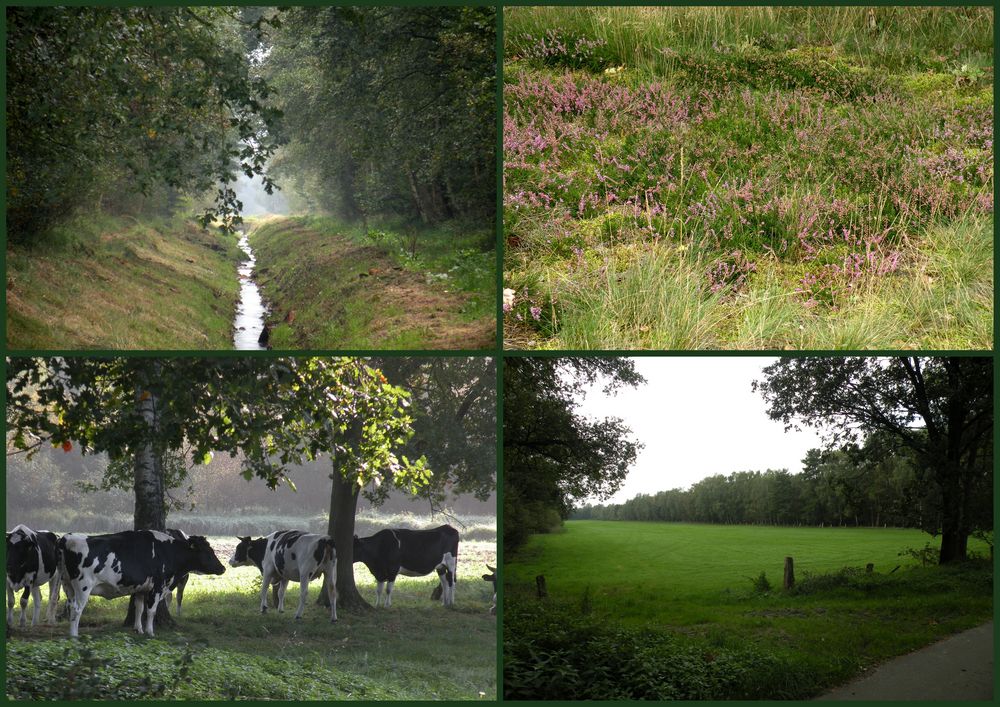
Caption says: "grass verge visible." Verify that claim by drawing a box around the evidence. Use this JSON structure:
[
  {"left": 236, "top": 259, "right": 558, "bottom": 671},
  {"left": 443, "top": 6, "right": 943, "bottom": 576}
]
[
  {"left": 248, "top": 216, "right": 495, "bottom": 349},
  {"left": 6, "top": 212, "right": 240, "bottom": 349}
]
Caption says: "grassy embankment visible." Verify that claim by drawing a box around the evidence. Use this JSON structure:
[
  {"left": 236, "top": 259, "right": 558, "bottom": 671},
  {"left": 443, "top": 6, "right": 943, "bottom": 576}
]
[
  {"left": 6, "top": 535, "right": 497, "bottom": 700},
  {"left": 504, "top": 6, "right": 993, "bottom": 349},
  {"left": 7, "top": 213, "right": 241, "bottom": 349},
  {"left": 248, "top": 216, "right": 495, "bottom": 350},
  {"left": 505, "top": 521, "right": 992, "bottom": 699}
]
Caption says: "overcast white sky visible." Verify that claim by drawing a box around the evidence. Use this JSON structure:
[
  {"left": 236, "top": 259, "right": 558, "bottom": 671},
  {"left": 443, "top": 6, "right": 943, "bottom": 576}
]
[{"left": 576, "top": 357, "right": 825, "bottom": 504}]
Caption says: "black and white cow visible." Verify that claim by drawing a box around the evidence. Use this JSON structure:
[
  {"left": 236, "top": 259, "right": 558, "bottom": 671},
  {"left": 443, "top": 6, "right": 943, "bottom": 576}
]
[
  {"left": 353, "top": 525, "right": 459, "bottom": 608},
  {"left": 482, "top": 564, "right": 497, "bottom": 615},
  {"left": 245, "top": 530, "right": 337, "bottom": 622},
  {"left": 6, "top": 525, "right": 61, "bottom": 628},
  {"left": 164, "top": 529, "right": 191, "bottom": 617},
  {"left": 58, "top": 530, "right": 225, "bottom": 637},
  {"left": 227, "top": 535, "right": 286, "bottom": 609}
]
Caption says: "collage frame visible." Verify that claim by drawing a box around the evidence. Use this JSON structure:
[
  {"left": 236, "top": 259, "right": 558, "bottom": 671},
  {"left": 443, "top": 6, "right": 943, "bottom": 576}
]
[{"left": 2, "top": 1, "right": 997, "bottom": 703}]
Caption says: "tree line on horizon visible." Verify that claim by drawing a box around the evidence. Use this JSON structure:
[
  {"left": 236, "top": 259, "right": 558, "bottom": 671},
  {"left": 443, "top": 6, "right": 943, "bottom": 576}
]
[{"left": 573, "top": 436, "right": 991, "bottom": 537}]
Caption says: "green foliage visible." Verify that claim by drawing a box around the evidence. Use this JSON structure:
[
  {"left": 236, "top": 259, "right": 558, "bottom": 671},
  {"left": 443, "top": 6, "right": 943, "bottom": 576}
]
[
  {"left": 756, "top": 357, "right": 993, "bottom": 563},
  {"left": 749, "top": 571, "right": 772, "bottom": 594},
  {"left": 266, "top": 7, "right": 495, "bottom": 226},
  {"left": 504, "top": 358, "right": 644, "bottom": 553},
  {"left": 899, "top": 543, "right": 940, "bottom": 567},
  {"left": 6, "top": 636, "right": 200, "bottom": 700},
  {"left": 6, "top": 7, "right": 283, "bottom": 243},
  {"left": 505, "top": 601, "right": 808, "bottom": 700}
]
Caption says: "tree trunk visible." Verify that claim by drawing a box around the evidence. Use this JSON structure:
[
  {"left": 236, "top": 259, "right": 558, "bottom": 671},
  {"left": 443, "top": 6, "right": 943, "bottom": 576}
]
[
  {"left": 407, "top": 168, "right": 429, "bottom": 224},
  {"left": 124, "top": 377, "right": 173, "bottom": 629},
  {"left": 316, "top": 458, "right": 372, "bottom": 612},
  {"left": 938, "top": 476, "right": 969, "bottom": 564}
]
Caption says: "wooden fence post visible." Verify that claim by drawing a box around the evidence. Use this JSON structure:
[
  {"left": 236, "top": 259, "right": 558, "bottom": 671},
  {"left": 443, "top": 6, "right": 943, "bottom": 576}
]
[
  {"left": 536, "top": 575, "right": 548, "bottom": 599},
  {"left": 783, "top": 556, "right": 795, "bottom": 589}
]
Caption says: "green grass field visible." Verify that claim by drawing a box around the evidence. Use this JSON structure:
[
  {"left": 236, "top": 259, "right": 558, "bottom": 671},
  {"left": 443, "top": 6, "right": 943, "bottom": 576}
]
[
  {"left": 6, "top": 537, "right": 497, "bottom": 700},
  {"left": 503, "top": 6, "right": 993, "bottom": 350},
  {"left": 505, "top": 521, "right": 992, "bottom": 699}
]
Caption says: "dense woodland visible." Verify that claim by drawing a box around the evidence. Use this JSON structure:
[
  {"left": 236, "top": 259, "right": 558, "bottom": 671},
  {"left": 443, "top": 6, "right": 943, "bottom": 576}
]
[{"left": 6, "top": 6, "right": 495, "bottom": 245}]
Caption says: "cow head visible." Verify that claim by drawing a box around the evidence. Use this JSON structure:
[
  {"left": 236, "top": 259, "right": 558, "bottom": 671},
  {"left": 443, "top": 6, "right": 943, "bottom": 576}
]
[
  {"left": 229, "top": 536, "right": 254, "bottom": 567},
  {"left": 187, "top": 536, "right": 225, "bottom": 575},
  {"left": 482, "top": 564, "right": 497, "bottom": 585}
]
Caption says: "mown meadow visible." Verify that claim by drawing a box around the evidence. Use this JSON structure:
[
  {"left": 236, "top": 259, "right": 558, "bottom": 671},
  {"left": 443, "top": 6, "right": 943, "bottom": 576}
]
[
  {"left": 504, "top": 521, "right": 992, "bottom": 699},
  {"left": 503, "top": 7, "right": 993, "bottom": 349},
  {"left": 6, "top": 536, "right": 497, "bottom": 700}
]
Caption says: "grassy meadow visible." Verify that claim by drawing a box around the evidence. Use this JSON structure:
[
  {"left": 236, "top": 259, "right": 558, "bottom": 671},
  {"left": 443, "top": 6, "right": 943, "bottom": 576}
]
[
  {"left": 6, "top": 214, "right": 241, "bottom": 349},
  {"left": 504, "top": 521, "right": 992, "bottom": 699},
  {"left": 6, "top": 536, "right": 497, "bottom": 700},
  {"left": 249, "top": 216, "right": 495, "bottom": 349},
  {"left": 503, "top": 6, "right": 993, "bottom": 349}
]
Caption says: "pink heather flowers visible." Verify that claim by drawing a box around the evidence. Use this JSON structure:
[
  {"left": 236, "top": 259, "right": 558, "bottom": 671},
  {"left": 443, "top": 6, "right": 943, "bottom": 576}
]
[{"left": 504, "top": 38, "right": 993, "bottom": 310}]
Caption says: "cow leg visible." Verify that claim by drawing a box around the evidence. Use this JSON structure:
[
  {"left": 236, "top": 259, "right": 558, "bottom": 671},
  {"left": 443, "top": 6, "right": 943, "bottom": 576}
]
[
  {"left": 174, "top": 574, "right": 188, "bottom": 618},
  {"left": 45, "top": 573, "right": 61, "bottom": 624},
  {"left": 375, "top": 581, "right": 384, "bottom": 607},
  {"left": 30, "top": 585, "right": 43, "bottom": 626},
  {"left": 130, "top": 594, "right": 145, "bottom": 634},
  {"left": 67, "top": 584, "right": 93, "bottom": 638},
  {"left": 327, "top": 561, "right": 338, "bottom": 622},
  {"left": 6, "top": 585, "right": 15, "bottom": 627},
  {"left": 294, "top": 578, "right": 309, "bottom": 620},
  {"left": 259, "top": 569, "right": 274, "bottom": 613},
  {"left": 144, "top": 590, "right": 163, "bottom": 637},
  {"left": 277, "top": 580, "right": 288, "bottom": 612},
  {"left": 384, "top": 579, "right": 396, "bottom": 608},
  {"left": 18, "top": 587, "right": 30, "bottom": 627},
  {"left": 444, "top": 552, "right": 457, "bottom": 606}
]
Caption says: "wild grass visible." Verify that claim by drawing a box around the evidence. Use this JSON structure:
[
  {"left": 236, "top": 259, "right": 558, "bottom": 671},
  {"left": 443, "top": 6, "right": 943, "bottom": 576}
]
[
  {"left": 504, "top": 521, "right": 992, "bottom": 699},
  {"left": 6, "top": 537, "right": 497, "bottom": 700},
  {"left": 503, "top": 6, "right": 993, "bottom": 350},
  {"left": 248, "top": 216, "right": 494, "bottom": 349},
  {"left": 6, "top": 213, "right": 241, "bottom": 349}
]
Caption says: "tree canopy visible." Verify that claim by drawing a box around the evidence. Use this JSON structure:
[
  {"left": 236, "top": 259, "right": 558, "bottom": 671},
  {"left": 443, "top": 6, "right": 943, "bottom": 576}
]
[
  {"left": 503, "top": 357, "right": 644, "bottom": 553},
  {"left": 754, "top": 356, "right": 992, "bottom": 563},
  {"left": 264, "top": 7, "right": 496, "bottom": 226},
  {"left": 6, "top": 7, "right": 282, "bottom": 242}
]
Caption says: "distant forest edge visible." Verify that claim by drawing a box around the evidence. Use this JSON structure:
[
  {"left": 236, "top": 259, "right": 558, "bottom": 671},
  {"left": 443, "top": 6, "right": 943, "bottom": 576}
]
[
  {"left": 7, "top": 6, "right": 496, "bottom": 244},
  {"left": 575, "top": 446, "right": 990, "bottom": 539}
]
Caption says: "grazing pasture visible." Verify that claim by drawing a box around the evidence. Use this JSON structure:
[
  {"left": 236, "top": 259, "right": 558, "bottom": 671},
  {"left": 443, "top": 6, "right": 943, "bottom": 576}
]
[
  {"left": 7, "top": 537, "right": 496, "bottom": 700},
  {"left": 505, "top": 521, "right": 992, "bottom": 699}
]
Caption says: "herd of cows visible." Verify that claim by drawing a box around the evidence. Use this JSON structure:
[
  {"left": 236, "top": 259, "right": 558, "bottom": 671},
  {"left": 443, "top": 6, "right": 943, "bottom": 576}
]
[{"left": 7, "top": 523, "right": 497, "bottom": 638}]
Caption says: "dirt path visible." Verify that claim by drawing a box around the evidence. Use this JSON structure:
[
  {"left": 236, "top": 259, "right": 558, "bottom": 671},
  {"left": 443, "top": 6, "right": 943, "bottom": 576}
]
[{"left": 815, "top": 622, "right": 993, "bottom": 701}]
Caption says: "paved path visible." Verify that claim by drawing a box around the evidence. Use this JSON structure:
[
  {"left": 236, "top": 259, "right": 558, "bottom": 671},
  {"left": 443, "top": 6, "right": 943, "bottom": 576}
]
[{"left": 816, "top": 622, "right": 993, "bottom": 701}]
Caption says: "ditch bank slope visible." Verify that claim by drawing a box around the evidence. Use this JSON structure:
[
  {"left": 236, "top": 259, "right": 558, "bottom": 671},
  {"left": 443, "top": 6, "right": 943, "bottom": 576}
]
[
  {"left": 249, "top": 217, "right": 495, "bottom": 349},
  {"left": 7, "top": 216, "right": 240, "bottom": 349}
]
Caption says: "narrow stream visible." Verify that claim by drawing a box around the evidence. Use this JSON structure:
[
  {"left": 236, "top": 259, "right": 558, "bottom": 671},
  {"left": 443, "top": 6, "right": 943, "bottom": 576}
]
[{"left": 233, "top": 230, "right": 269, "bottom": 350}]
